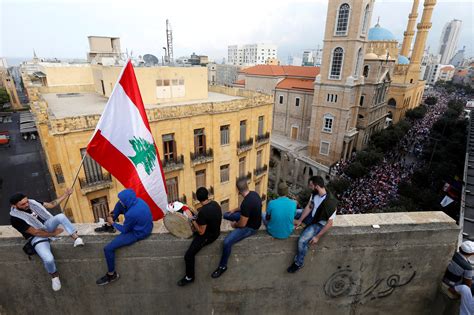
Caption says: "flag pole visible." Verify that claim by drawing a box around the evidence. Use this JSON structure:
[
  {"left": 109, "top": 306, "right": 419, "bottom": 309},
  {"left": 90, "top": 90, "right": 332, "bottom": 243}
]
[{"left": 62, "top": 152, "right": 88, "bottom": 211}]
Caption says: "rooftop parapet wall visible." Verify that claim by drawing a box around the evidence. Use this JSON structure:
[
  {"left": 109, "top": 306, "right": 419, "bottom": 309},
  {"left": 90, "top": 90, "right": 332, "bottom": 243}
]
[{"left": 0, "top": 212, "right": 458, "bottom": 315}]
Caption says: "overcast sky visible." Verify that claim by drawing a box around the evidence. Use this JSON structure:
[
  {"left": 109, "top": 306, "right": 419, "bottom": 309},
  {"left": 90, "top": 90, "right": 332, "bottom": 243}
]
[{"left": 1, "top": 0, "right": 473, "bottom": 63}]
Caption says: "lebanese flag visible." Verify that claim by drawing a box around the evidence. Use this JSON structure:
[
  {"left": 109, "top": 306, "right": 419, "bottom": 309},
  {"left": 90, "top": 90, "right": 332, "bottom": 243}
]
[{"left": 87, "top": 60, "right": 167, "bottom": 220}]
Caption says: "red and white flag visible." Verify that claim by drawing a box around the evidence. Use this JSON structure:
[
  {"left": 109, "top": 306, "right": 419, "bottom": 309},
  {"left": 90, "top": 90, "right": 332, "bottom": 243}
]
[{"left": 87, "top": 60, "right": 167, "bottom": 220}]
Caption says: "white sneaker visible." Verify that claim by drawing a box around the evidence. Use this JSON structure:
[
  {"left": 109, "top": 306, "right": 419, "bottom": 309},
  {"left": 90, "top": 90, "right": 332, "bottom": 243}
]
[
  {"left": 73, "top": 237, "right": 84, "bottom": 247},
  {"left": 52, "top": 277, "right": 61, "bottom": 291}
]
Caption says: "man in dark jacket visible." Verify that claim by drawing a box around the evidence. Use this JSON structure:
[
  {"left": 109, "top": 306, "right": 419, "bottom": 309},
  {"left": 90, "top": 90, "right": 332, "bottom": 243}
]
[
  {"left": 96, "top": 189, "right": 153, "bottom": 285},
  {"left": 287, "top": 176, "right": 338, "bottom": 273}
]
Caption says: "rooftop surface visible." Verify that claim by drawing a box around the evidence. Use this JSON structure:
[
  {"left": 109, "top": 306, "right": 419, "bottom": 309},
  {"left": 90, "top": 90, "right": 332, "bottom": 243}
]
[
  {"left": 43, "top": 92, "right": 244, "bottom": 119},
  {"left": 240, "top": 65, "right": 320, "bottom": 78}
]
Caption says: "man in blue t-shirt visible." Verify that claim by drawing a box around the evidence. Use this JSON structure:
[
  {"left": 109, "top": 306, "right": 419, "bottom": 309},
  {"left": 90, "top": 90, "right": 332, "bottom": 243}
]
[{"left": 264, "top": 182, "right": 296, "bottom": 239}]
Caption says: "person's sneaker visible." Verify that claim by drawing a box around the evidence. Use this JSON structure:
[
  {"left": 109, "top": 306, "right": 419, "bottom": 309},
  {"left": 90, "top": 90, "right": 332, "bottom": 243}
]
[
  {"left": 287, "top": 262, "right": 302, "bottom": 273},
  {"left": 52, "top": 277, "right": 61, "bottom": 291},
  {"left": 96, "top": 272, "right": 120, "bottom": 286},
  {"left": 177, "top": 276, "right": 194, "bottom": 286},
  {"left": 73, "top": 237, "right": 84, "bottom": 247},
  {"left": 94, "top": 224, "right": 116, "bottom": 233},
  {"left": 211, "top": 266, "right": 227, "bottom": 278}
]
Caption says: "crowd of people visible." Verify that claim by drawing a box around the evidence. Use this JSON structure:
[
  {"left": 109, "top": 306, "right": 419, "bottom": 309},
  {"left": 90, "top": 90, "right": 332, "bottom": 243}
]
[{"left": 334, "top": 89, "right": 456, "bottom": 214}]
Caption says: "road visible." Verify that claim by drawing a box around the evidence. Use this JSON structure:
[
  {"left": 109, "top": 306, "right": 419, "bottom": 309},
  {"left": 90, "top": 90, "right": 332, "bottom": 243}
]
[{"left": 0, "top": 112, "right": 55, "bottom": 225}]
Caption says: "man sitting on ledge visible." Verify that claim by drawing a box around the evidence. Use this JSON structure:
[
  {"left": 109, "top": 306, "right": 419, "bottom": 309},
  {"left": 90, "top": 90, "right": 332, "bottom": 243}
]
[
  {"left": 212, "top": 179, "right": 262, "bottom": 278},
  {"left": 96, "top": 189, "right": 153, "bottom": 286},
  {"left": 9, "top": 189, "right": 84, "bottom": 291},
  {"left": 263, "top": 182, "right": 296, "bottom": 240},
  {"left": 287, "top": 176, "right": 338, "bottom": 273}
]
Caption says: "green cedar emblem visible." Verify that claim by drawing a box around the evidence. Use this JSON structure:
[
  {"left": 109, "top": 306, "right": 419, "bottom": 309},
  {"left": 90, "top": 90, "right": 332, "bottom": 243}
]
[{"left": 127, "top": 136, "right": 157, "bottom": 175}]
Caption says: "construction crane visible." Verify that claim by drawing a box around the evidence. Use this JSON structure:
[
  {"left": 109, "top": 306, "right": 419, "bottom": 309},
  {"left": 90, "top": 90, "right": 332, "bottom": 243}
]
[{"left": 166, "top": 19, "right": 174, "bottom": 64}]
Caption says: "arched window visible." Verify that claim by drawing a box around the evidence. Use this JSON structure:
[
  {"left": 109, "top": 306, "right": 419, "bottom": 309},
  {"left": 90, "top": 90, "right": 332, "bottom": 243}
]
[
  {"left": 354, "top": 48, "right": 362, "bottom": 77},
  {"left": 330, "top": 47, "right": 344, "bottom": 79},
  {"left": 361, "top": 4, "right": 370, "bottom": 34},
  {"left": 363, "top": 65, "right": 370, "bottom": 78},
  {"left": 323, "top": 114, "right": 335, "bottom": 133},
  {"left": 335, "top": 3, "right": 350, "bottom": 36},
  {"left": 388, "top": 98, "right": 396, "bottom": 107}
]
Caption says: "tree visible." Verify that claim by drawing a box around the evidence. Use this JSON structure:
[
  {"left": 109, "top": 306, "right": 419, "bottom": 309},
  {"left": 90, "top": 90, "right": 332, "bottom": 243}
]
[
  {"left": 354, "top": 149, "right": 383, "bottom": 168},
  {"left": 424, "top": 96, "right": 437, "bottom": 106},
  {"left": 345, "top": 162, "right": 368, "bottom": 179},
  {"left": 327, "top": 178, "right": 350, "bottom": 196},
  {"left": 405, "top": 105, "right": 427, "bottom": 120},
  {"left": 0, "top": 88, "right": 9, "bottom": 105}
]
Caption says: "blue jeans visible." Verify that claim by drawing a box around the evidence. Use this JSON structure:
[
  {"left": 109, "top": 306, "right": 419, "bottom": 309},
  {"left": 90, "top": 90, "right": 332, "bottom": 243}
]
[
  {"left": 104, "top": 232, "right": 139, "bottom": 273},
  {"left": 294, "top": 223, "right": 324, "bottom": 267},
  {"left": 220, "top": 211, "right": 256, "bottom": 267},
  {"left": 32, "top": 213, "right": 78, "bottom": 274}
]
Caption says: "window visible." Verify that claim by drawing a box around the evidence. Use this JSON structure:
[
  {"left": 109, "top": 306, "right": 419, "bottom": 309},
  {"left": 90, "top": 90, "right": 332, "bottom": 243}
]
[
  {"left": 354, "top": 48, "right": 362, "bottom": 77},
  {"left": 166, "top": 177, "right": 179, "bottom": 202},
  {"left": 91, "top": 197, "right": 110, "bottom": 223},
  {"left": 258, "top": 116, "right": 264, "bottom": 136},
  {"left": 320, "top": 141, "right": 330, "bottom": 155},
  {"left": 256, "top": 150, "right": 263, "bottom": 168},
  {"left": 81, "top": 148, "right": 104, "bottom": 183},
  {"left": 156, "top": 80, "right": 163, "bottom": 86},
  {"left": 359, "top": 95, "right": 365, "bottom": 106},
  {"left": 220, "top": 164, "right": 230, "bottom": 183},
  {"left": 239, "top": 157, "right": 246, "bottom": 177},
  {"left": 53, "top": 164, "right": 65, "bottom": 184},
  {"left": 100, "top": 80, "right": 105, "bottom": 95},
  {"left": 195, "top": 170, "right": 206, "bottom": 190},
  {"left": 172, "top": 79, "right": 178, "bottom": 85},
  {"left": 278, "top": 95, "right": 284, "bottom": 104},
  {"left": 240, "top": 120, "right": 247, "bottom": 143},
  {"left": 194, "top": 128, "right": 206, "bottom": 154},
  {"left": 330, "top": 47, "right": 344, "bottom": 79},
  {"left": 363, "top": 65, "right": 370, "bottom": 78},
  {"left": 163, "top": 79, "right": 170, "bottom": 86},
  {"left": 220, "top": 125, "right": 230, "bottom": 145},
  {"left": 220, "top": 199, "right": 229, "bottom": 213},
  {"left": 179, "top": 79, "right": 185, "bottom": 85},
  {"left": 295, "top": 97, "right": 300, "bottom": 107},
  {"left": 335, "top": 3, "right": 350, "bottom": 36},
  {"left": 362, "top": 4, "right": 370, "bottom": 34},
  {"left": 162, "top": 133, "right": 176, "bottom": 161},
  {"left": 323, "top": 115, "right": 334, "bottom": 133}
]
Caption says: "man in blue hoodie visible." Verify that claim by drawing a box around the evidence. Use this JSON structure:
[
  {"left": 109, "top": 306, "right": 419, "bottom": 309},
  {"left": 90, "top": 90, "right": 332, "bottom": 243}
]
[{"left": 96, "top": 189, "right": 153, "bottom": 285}]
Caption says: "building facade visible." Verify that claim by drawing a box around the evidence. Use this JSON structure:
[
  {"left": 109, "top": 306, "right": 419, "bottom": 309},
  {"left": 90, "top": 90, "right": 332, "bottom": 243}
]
[
  {"left": 438, "top": 19, "right": 462, "bottom": 65},
  {"left": 23, "top": 63, "right": 272, "bottom": 223},
  {"left": 228, "top": 44, "right": 278, "bottom": 66},
  {"left": 87, "top": 36, "right": 122, "bottom": 65}
]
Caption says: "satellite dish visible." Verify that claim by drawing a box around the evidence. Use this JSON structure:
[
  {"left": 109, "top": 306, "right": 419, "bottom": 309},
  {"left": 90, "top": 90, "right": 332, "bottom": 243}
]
[{"left": 143, "top": 54, "right": 159, "bottom": 66}]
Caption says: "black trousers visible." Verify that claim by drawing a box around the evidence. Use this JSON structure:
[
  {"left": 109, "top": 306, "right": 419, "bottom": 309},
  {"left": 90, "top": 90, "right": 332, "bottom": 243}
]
[{"left": 185, "top": 234, "right": 215, "bottom": 278}]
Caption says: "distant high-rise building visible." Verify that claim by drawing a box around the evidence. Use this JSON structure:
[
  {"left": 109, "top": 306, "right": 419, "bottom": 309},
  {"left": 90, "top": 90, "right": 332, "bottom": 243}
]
[
  {"left": 227, "top": 44, "right": 277, "bottom": 66},
  {"left": 450, "top": 46, "right": 466, "bottom": 67},
  {"left": 438, "top": 19, "right": 462, "bottom": 64}
]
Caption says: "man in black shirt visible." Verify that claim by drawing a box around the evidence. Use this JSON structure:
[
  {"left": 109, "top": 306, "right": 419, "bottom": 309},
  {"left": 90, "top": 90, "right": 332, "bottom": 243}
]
[
  {"left": 211, "top": 179, "right": 261, "bottom": 278},
  {"left": 9, "top": 189, "right": 84, "bottom": 291},
  {"left": 177, "top": 187, "right": 222, "bottom": 286}
]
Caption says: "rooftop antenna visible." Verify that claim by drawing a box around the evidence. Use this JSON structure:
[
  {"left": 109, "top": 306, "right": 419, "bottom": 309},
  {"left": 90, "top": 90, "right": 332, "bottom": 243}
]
[{"left": 166, "top": 19, "right": 174, "bottom": 64}]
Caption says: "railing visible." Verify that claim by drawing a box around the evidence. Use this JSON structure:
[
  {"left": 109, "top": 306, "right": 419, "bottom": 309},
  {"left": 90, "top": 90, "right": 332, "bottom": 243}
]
[
  {"left": 161, "top": 155, "right": 184, "bottom": 172},
  {"left": 254, "top": 165, "right": 268, "bottom": 178},
  {"left": 237, "top": 137, "right": 253, "bottom": 153},
  {"left": 79, "top": 172, "right": 112, "bottom": 189},
  {"left": 190, "top": 148, "right": 214, "bottom": 165},
  {"left": 236, "top": 172, "right": 252, "bottom": 184},
  {"left": 192, "top": 186, "right": 214, "bottom": 202},
  {"left": 255, "top": 132, "right": 270, "bottom": 144}
]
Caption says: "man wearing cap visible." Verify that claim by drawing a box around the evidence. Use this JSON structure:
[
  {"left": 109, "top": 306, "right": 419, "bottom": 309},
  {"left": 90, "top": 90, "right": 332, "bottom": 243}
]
[
  {"left": 177, "top": 187, "right": 222, "bottom": 286},
  {"left": 443, "top": 241, "right": 474, "bottom": 290},
  {"left": 263, "top": 182, "right": 297, "bottom": 239}
]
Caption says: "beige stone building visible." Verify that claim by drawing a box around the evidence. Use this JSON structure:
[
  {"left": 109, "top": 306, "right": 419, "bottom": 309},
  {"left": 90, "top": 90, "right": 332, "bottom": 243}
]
[{"left": 22, "top": 62, "right": 272, "bottom": 223}]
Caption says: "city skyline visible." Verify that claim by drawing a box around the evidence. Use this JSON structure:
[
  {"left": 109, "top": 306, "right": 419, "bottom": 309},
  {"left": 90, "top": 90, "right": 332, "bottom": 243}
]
[{"left": 1, "top": 0, "right": 473, "bottom": 64}]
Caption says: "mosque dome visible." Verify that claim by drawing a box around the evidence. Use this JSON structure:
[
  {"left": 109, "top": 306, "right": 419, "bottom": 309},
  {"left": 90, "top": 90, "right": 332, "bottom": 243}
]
[
  {"left": 397, "top": 55, "right": 410, "bottom": 65},
  {"left": 365, "top": 52, "right": 379, "bottom": 60},
  {"left": 368, "top": 23, "right": 397, "bottom": 41}
]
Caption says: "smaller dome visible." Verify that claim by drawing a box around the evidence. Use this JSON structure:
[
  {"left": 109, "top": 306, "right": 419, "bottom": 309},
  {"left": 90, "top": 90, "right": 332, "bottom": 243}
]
[
  {"left": 364, "top": 52, "right": 378, "bottom": 60},
  {"left": 368, "top": 23, "right": 397, "bottom": 41},
  {"left": 398, "top": 55, "right": 410, "bottom": 65}
]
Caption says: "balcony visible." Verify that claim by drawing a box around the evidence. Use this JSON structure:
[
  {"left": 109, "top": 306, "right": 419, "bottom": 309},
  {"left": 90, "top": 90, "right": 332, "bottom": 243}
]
[
  {"left": 255, "top": 132, "right": 270, "bottom": 147},
  {"left": 161, "top": 155, "right": 184, "bottom": 173},
  {"left": 237, "top": 137, "right": 253, "bottom": 154},
  {"left": 254, "top": 165, "right": 268, "bottom": 179},
  {"left": 192, "top": 186, "right": 214, "bottom": 203},
  {"left": 79, "top": 172, "right": 113, "bottom": 195},
  {"left": 236, "top": 172, "right": 252, "bottom": 185},
  {"left": 190, "top": 148, "right": 214, "bottom": 166}
]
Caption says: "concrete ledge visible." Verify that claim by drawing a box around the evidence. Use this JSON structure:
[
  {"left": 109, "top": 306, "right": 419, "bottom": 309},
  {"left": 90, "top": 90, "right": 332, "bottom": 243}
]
[{"left": 0, "top": 211, "right": 459, "bottom": 315}]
